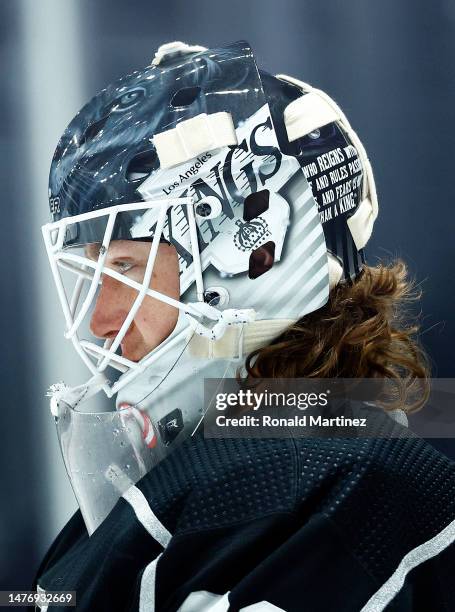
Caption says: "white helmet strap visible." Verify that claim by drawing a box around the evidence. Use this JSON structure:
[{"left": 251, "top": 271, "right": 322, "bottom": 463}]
[
  {"left": 186, "top": 318, "right": 296, "bottom": 359},
  {"left": 277, "top": 73, "right": 379, "bottom": 256}
]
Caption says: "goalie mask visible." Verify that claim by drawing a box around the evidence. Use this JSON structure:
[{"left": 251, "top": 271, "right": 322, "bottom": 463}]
[{"left": 43, "top": 40, "right": 378, "bottom": 533}]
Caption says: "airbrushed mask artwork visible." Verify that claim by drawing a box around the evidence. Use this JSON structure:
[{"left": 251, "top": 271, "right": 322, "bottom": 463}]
[{"left": 43, "top": 40, "right": 378, "bottom": 532}]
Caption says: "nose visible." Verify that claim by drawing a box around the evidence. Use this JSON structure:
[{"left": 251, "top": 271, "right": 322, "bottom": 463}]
[{"left": 89, "top": 274, "right": 131, "bottom": 339}]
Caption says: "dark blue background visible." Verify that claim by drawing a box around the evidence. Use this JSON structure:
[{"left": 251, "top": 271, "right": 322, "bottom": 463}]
[{"left": 1, "top": 0, "right": 454, "bottom": 593}]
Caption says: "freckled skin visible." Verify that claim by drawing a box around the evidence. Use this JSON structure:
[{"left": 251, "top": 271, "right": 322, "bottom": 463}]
[{"left": 88, "top": 240, "right": 180, "bottom": 362}]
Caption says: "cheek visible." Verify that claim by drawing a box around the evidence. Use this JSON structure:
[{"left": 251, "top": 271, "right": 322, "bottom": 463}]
[
  {"left": 134, "top": 297, "right": 179, "bottom": 345},
  {"left": 131, "top": 244, "right": 180, "bottom": 346},
  {"left": 151, "top": 255, "right": 180, "bottom": 300}
]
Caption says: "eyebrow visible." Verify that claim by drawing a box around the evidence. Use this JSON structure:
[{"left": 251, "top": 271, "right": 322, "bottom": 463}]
[{"left": 84, "top": 242, "right": 141, "bottom": 263}]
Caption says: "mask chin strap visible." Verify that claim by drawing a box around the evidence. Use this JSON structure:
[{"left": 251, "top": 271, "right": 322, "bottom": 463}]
[{"left": 186, "top": 315, "right": 296, "bottom": 360}]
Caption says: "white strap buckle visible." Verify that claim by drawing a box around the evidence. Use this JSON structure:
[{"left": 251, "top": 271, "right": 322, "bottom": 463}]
[
  {"left": 283, "top": 91, "right": 341, "bottom": 142},
  {"left": 153, "top": 112, "right": 237, "bottom": 169}
]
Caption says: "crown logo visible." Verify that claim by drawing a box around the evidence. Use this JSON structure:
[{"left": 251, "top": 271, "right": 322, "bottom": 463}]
[{"left": 233, "top": 218, "right": 270, "bottom": 252}]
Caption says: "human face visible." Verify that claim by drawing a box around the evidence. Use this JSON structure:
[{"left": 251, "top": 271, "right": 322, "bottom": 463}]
[{"left": 87, "top": 240, "right": 179, "bottom": 362}]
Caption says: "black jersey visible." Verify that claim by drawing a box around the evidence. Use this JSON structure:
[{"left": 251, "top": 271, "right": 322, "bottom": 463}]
[{"left": 32, "top": 409, "right": 455, "bottom": 612}]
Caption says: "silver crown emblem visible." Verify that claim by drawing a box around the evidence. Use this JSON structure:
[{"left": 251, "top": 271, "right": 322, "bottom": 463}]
[{"left": 233, "top": 217, "right": 271, "bottom": 252}]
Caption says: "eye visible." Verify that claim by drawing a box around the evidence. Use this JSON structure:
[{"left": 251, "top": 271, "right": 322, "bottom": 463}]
[
  {"left": 112, "top": 261, "right": 135, "bottom": 275},
  {"left": 111, "top": 87, "right": 146, "bottom": 112}
]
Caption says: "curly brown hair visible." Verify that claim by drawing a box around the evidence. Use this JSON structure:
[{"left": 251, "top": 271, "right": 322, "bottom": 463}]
[{"left": 244, "top": 260, "right": 431, "bottom": 414}]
